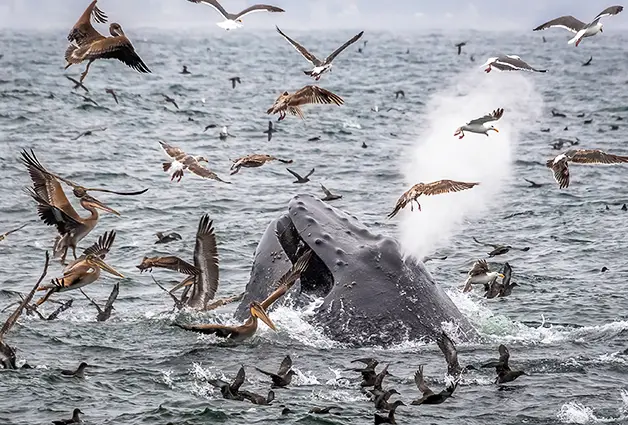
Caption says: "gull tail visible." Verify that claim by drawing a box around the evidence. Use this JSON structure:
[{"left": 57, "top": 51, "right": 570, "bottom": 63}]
[
  {"left": 568, "top": 29, "right": 585, "bottom": 46},
  {"left": 162, "top": 162, "right": 172, "bottom": 172},
  {"left": 303, "top": 70, "right": 313, "bottom": 77}
]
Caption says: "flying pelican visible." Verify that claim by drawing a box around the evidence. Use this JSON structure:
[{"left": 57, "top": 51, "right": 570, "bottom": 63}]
[
  {"left": 64, "top": 0, "right": 150, "bottom": 82},
  {"left": 388, "top": 180, "right": 479, "bottom": 218},
  {"left": 159, "top": 141, "right": 230, "bottom": 183},
  {"left": 230, "top": 154, "right": 293, "bottom": 175},
  {"left": 267, "top": 85, "right": 344, "bottom": 120},
  {"left": 454, "top": 108, "right": 504, "bottom": 139},
  {"left": 546, "top": 149, "right": 628, "bottom": 188},
  {"left": 187, "top": 0, "right": 284, "bottom": 31},
  {"left": 481, "top": 55, "right": 547, "bottom": 73},
  {"left": 533, "top": 6, "right": 623, "bottom": 46},
  {"left": 36, "top": 231, "right": 124, "bottom": 306},
  {"left": 276, "top": 26, "right": 364, "bottom": 80}
]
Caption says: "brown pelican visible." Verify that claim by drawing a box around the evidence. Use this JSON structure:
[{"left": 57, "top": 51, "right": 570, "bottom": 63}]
[
  {"left": 276, "top": 26, "right": 364, "bottom": 80},
  {"left": 481, "top": 345, "right": 527, "bottom": 384},
  {"left": 255, "top": 355, "right": 296, "bottom": 388},
  {"left": 52, "top": 408, "right": 84, "bottom": 425},
  {"left": 0, "top": 223, "right": 28, "bottom": 243},
  {"left": 159, "top": 141, "right": 230, "bottom": 183},
  {"left": 462, "top": 259, "right": 504, "bottom": 293},
  {"left": 65, "top": 0, "right": 150, "bottom": 83},
  {"left": 388, "top": 180, "right": 479, "bottom": 218},
  {"left": 546, "top": 149, "right": 628, "bottom": 188},
  {"left": 454, "top": 108, "right": 504, "bottom": 139},
  {"left": 36, "top": 231, "right": 123, "bottom": 306},
  {"left": 533, "top": 6, "right": 623, "bottom": 46},
  {"left": 80, "top": 283, "right": 119, "bottom": 321},
  {"left": 267, "top": 85, "right": 344, "bottom": 120},
  {"left": 230, "top": 154, "right": 293, "bottom": 175},
  {"left": 187, "top": 0, "right": 285, "bottom": 31},
  {"left": 481, "top": 55, "right": 547, "bottom": 73},
  {"left": 1, "top": 252, "right": 49, "bottom": 369}
]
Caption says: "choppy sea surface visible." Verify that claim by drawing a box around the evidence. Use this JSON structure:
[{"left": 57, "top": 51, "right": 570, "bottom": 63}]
[{"left": 1, "top": 27, "right": 628, "bottom": 425}]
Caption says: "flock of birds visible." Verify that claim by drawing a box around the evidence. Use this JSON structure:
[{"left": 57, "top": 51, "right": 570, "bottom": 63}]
[{"left": 0, "top": 1, "right": 627, "bottom": 423}]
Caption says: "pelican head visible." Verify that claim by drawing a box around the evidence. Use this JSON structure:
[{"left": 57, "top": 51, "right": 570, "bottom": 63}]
[
  {"left": 109, "top": 23, "right": 124, "bottom": 37},
  {"left": 80, "top": 194, "right": 120, "bottom": 216},
  {"left": 250, "top": 301, "right": 276, "bottom": 331},
  {"left": 85, "top": 254, "right": 124, "bottom": 278}
]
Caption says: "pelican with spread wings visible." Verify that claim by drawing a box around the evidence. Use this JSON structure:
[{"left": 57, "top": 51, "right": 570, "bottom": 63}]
[
  {"left": 64, "top": 0, "right": 150, "bottom": 83},
  {"left": 159, "top": 141, "right": 229, "bottom": 183},
  {"left": 276, "top": 26, "right": 364, "bottom": 80},
  {"left": 267, "top": 85, "right": 344, "bottom": 120},
  {"left": 187, "top": 0, "right": 284, "bottom": 31},
  {"left": 533, "top": 6, "right": 623, "bottom": 46},
  {"left": 454, "top": 108, "right": 504, "bottom": 139},
  {"left": 388, "top": 180, "right": 479, "bottom": 218},
  {"left": 546, "top": 149, "right": 628, "bottom": 189}
]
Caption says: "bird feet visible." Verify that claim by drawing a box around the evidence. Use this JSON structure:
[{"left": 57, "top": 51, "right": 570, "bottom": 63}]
[{"left": 484, "top": 67, "right": 492, "bottom": 73}]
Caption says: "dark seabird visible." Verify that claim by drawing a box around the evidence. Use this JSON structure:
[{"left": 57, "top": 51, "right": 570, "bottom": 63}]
[
  {"left": 362, "top": 142, "right": 368, "bottom": 148},
  {"left": 374, "top": 405, "right": 401, "bottom": 425},
  {"left": 623, "top": 204, "right": 628, "bottom": 211},
  {"left": 61, "top": 361, "right": 90, "bottom": 378},
  {"left": 422, "top": 255, "right": 448, "bottom": 263},
  {"left": 374, "top": 391, "right": 404, "bottom": 412},
  {"left": 546, "top": 149, "right": 628, "bottom": 188},
  {"left": 286, "top": 167, "right": 315, "bottom": 184},
  {"left": 350, "top": 357, "right": 379, "bottom": 387},
  {"left": 105, "top": 88, "right": 118, "bottom": 104},
  {"left": 551, "top": 138, "right": 579, "bottom": 150},
  {"left": 308, "top": 136, "right": 321, "bottom": 142},
  {"left": 584, "top": 119, "right": 593, "bottom": 124},
  {"left": 163, "top": 94, "right": 179, "bottom": 110},
  {"left": 524, "top": 178, "right": 543, "bottom": 188},
  {"left": 533, "top": 6, "right": 623, "bottom": 46},
  {"left": 281, "top": 408, "right": 293, "bottom": 415},
  {"left": 320, "top": 184, "right": 342, "bottom": 201},
  {"left": 455, "top": 41, "right": 466, "bottom": 55},
  {"left": 463, "top": 259, "right": 504, "bottom": 293},
  {"left": 154, "top": 232, "right": 182, "bottom": 244},
  {"left": 65, "top": 1, "right": 150, "bottom": 83},
  {"left": 582, "top": 56, "right": 593, "bottom": 66},
  {"left": 241, "top": 390, "right": 275, "bottom": 405},
  {"left": 159, "top": 141, "right": 229, "bottom": 183},
  {"left": 187, "top": 0, "right": 285, "bottom": 31},
  {"left": 309, "top": 406, "right": 342, "bottom": 414},
  {"left": 482, "top": 55, "right": 547, "bottom": 73},
  {"left": 472, "top": 236, "right": 530, "bottom": 257},
  {"left": 267, "top": 85, "right": 344, "bottom": 120},
  {"left": 388, "top": 180, "right": 479, "bottom": 218},
  {"left": 73, "top": 127, "right": 107, "bottom": 140},
  {"left": 541, "top": 128, "right": 550, "bottom": 132},
  {"left": 412, "top": 333, "right": 461, "bottom": 405},
  {"left": 181, "top": 65, "right": 190, "bottom": 74},
  {"left": 203, "top": 124, "right": 217, "bottom": 132},
  {"left": 263, "top": 120, "right": 275, "bottom": 141},
  {"left": 483, "top": 344, "right": 527, "bottom": 384},
  {"left": 454, "top": 108, "right": 504, "bottom": 138},
  {"left": 73, "top": 93, "right": 98, "bottom": 106},
  {"left": 229, "top": 76, "right": 241, "bottom": 88},
  {"left": 577, "top": 113, "right": 586, "bottom": 118},
  {"left": 611, "top": 124, "right": 619, "bottom": 130},
  {"left": 230, "top": 154, "right": 293, "bottom": 175},
  {"left": 0, "top": 223, "right": 28, "bottom": 243},
  {"left": 542, "top": 36, "right": 547, "bottom": 42},
  {"left": 52, "top": 408, "right": 83, "bottom": 425},
  {"left": 80, "top": 283, "right": 119, "bottom": 321},
  {"left": 256, "top": 355, "right": 296, "bottom": 388},
  {"left": 31, "top": 299, "right": 73, "bottom": 321},
  {"left": 65, "top": 75, "right": 89, "bottom": 93},
  {"left": 395, "top": 90, "right": 405, "bottom": 99},
  {"left": 276, "top": 26, "right": 364, "bottom": 80},
  {"left": 601, "top": 266, "right": 609, "bottom": 272},
  {"left": 552, "top": 109, "right": 567, "bottom": 118},
  {"left": 485, "top": 262, "right": 518, "bottom": 298},
  {"left": 208, "top": 366, "right": 246, "bottom": 400}
]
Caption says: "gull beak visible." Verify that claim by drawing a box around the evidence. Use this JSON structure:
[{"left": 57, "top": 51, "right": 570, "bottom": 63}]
[
  {"left": 90, "top": 256, "right": 124, "bottom": 278},
  {"left": 85, "top": 195, "right": 120, "bottom": 216},
  {"left": 498, "top": 273, "right": 505, "bottom": 278},
  {"left": 251, "top": 302, "right": 276, "bottom": 331},
  {"left": 492, "top": 127, "right": 499, "bottom": 133}
]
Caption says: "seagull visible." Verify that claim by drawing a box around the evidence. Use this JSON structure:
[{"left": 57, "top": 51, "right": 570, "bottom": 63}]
[
  {"left": 105, "top": 88, "right": 118, "bottom": 104},
  {"left": 286, "top": 168, "right": 315, "bottom": 184},
  {"left": 187, "top": 0, "right": 285, "bottom": 31},
  {"left": 181, "top": 65, "right": 191, "bottom": 74},
  {"left": 0, "top": 223, "right": 28, "bottom": 243},
  {"left": 482, "top": 55, "right": 547, "bottom": 73},
  {"left": 546, "top": 149, "right": 628, "bottom": 188},
  {"left": 533, "top": 6, "right": 624, "bottom": 46},
  {"left": 454, "top": 108, "right": 504, "bottom": 139},
  {"left": 65, "top": 75, "right": 89, "bottom": 93},
  {"left": 455, "top": 42, "right": 467, "bottom": 55},
  {"left": 263, "top": 121, "right": 275, "bottom": 141},
  {"left": 159, "top": 140, "right": 229, "bottom": 183},
  {"left": 388, "top": 180, "right": 479, "bottom": 218},
  {"left": 163, "top": 94, "right": 179, "bottom": 110},
  {"left": 276, "top": 26, "right": 364, "bottom": 80},
  {"left": 320, "top": 184, "right": 342, "bottom": 201},
  {"left": 267, "top": 85, "right": 344, "bottom": 120},
  {"left": 73, "top": 127, "right": 107, "bottom": 140},
  {"left": 463, "top": 259, "right": 504, "bottom": 293},
  {"left": 582, "top": 56, "right": 593, "bottom": 66},
  {"left": 229, "top": 76, "right": 241, "bottom": 89},
  {"left": 485, "top": 262, "right": 519, "bottom": 299},
  {"left": 472, "top": 236, "right": 530, "bottom": 257}
]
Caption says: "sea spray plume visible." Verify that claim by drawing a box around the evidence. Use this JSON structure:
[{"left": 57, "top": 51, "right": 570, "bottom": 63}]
[{"left": 399, "top": 71, "right": 543, "bottom": 259}]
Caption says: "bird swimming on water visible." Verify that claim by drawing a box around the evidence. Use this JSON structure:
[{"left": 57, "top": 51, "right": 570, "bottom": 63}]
[
  {"left": 388, "top": 180, "right": 479, "bottom": 218},
  {"left": 454, "top": 108, "right": 504, "bottom": 139},
  {"left": 267, "top": 85, "right": 344, "bottom": 120},
  {"left": 533, "top": 6, "right": 623, "bottom": 46},
  {"left": 462, "top": 259, "right": 504, "bottom": 293},
  {"left": 159, "top": 141, "right": 230, "bottom": 183},
  {"left": 482, "top": 344, "right": 527, "bottom": 384},
  {"left": 61, "top": 361, "right": 90, "bottom": 378},
  {"left": 52, "top": 408, "right": 84, "bottom": 425},
  {"left": 187, "top": 0, "right": 285, "bottom": 31},
  {"left": 546, "top": 149, "right": 628, "bottom": 188},
  {"left": 181, "top": 65, "right": 190, "bottom": 74}
]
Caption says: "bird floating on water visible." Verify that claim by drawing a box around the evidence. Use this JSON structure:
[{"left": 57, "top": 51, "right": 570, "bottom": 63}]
[
  {"left": 52, "top": 408, "right": 84, "bottom": 425},
  {"left": 276, "top": 26, "right": 364, "bottom": 80},
  {"left": 187, "top": 0, "right": 285, "bottom": 31},
  {"left": 454, "top": 108, "right": 503, "bottom": 139},
  {"left": 230, "top": 154, "right": 293, "bottom": 175},
  {"left": 61, "top": 361, "right": 90, "bottom": 378},
  {"left": 463, "top": 259, "right": 504, "bottom": 293},
  {"left": 180, "top": 65, "right": 190, "bottom": 74},
  {"left": 159, "top": 140, "right": 229, "bottom": 183},
  {"left": 482, "top": 55, "right": 547, "bottom": 73},
  {"left": 388, "top": 180, "right": 479, "bottom": 218},
  {"left": 533, "top": 6, "right": 623, "bottom": 46},
  {"left": 267, "top": 85, "right": 344, "bottom": 120},
  {"left": 219, "top": 126, "right": 235, "bottom": 140},
  {"left": 482, "top": 344, "right": 527, "bottom": 384},
  {"left": 546, "top": 149, "right": 628, "bottom": 188}
]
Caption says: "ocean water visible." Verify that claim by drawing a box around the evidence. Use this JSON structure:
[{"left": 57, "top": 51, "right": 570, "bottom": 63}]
[{"left": 1, "top": 27, "right": 628, "bottom": 425}]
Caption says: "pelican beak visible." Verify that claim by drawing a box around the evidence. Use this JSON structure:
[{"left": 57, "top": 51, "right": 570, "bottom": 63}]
[
  {"left": 90, "top": 256, "right": 124, "bottom": 278},
  {"left": 492, "top": 127, "right": 499, "bottom": 133},
  {"left": 251, "top": 303, "right": 276, "bottom": 331},
  {"left": 85, "top": 195, "right": 120, "bottom": 216}
]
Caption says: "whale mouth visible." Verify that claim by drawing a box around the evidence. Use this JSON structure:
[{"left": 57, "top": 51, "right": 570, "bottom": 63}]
[{"left": 276, "top": 218, "right": 334, "bottom": 299}]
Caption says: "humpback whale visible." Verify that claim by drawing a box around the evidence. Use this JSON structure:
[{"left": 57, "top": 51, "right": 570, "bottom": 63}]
[{"left": 236, "top": 194, "right": 476, "bottom": 345}]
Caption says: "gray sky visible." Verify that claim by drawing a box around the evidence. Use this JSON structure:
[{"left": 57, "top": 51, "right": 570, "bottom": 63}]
[{"left": 0, "top": 1, "right": 625, "bottom": 31}]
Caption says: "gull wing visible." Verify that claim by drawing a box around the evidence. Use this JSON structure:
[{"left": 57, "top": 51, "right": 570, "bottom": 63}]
[
  {"left": 469, "top": 259, "right": 490, "bottom": 277},
  {"left": 187, "top": 0, "right": 230, "bottom": 19},
  {"left": 494, "top": 55, "right": 547, "bottom": 73},
  {"left": 276, "top": 26, "right": 322, "bottom": 66},
  {"left": 234, "top": 4, "right": 285, "bottom": 19},
  {"left": 159, "top": 141, "right": 187, "bottom": 160},
  {"left": 533, "top": 15, "right": 586, "bottom": 33},
  {"left": 568, "top": 149, "right": 628, "bottom": 164},
  {"left": 422, "top": 180, "right": 479, "bottom": 196},
  {"left": 323, "top": 31, "right": 364, "bottom": 64},
  {"left": 592, "top": 5, "right": 623, "bottom": 22},
  {"left": 467, "top": 108, "right": 504, "bottom": 126}
]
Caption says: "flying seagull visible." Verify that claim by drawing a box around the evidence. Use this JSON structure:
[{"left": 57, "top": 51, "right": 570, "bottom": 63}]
[
  {"left": 482, "top": 55, "right": 547, "bottom": 73},
  {"left": 463, "top": 260, "right": 504, "bottom": 293},
  {"left": 388, "top": 180, "right": 479, "bottom": 218},
  {"left": 533, "top": 6, "right": 623, "bottom": 46},
  {"left": 267, "top": 85, "right": 344, "bottom": 120},
  {"left": 187, "top": 0, "right": 285, "bottom": 31},
  {"left": 159, "top": 140, "right": 230, "bottom": 183},
  {"left": 455, "top": 42, "right": 467, "bottom": 55},
  {"left": 276, "top": 26, "right": 364, "bottom": 80},
  {"left": 454, "top": 108, "right": 504, "bottom": 139},
  {"left": 546, "top": 149, "right": 628, "bottom": 189}
]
